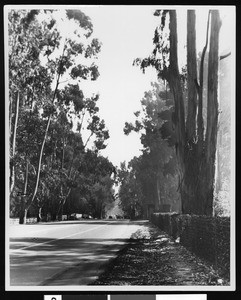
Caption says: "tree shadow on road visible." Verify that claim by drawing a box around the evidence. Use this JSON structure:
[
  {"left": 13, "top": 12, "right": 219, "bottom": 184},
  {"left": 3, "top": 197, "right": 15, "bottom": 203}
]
[{"left": 9, "top": 237, "right": 134, "bottom": 286}]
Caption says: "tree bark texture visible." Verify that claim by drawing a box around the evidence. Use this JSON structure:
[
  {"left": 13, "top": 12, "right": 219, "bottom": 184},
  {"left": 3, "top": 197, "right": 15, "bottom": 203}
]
[
  {"left": 168, "top": 10, "right": 186, "bottom": 192},
  {"left": 181, "top": 10, "right": 200, "bottom": 214},
  {"left": 10, "top": 91, "right": 20, "bottom": 194},
  {"left": 166, "top": 10, "right": 221, "bottom": 215},
  {"left": 204, "top": 10, "right": 221, "bottom": 215},
  {"left": 197, "top": 11, "right": 210, "bottom": 151},
  {"left": 186, "top": 10, "right": 198, "bottom": 142},
  {"left": 19, "top": 160, "right": 29, "bottom": 224},
  {"left": 19, "top": 208, "right": 28, "bottom": 225},
  {"left": 37, "top": 207, "right": 42, "bottom": 222}
]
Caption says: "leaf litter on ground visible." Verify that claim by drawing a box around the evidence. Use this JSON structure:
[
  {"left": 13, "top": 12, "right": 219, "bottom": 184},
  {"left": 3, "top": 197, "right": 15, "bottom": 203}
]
[{"left": 92, "top": 222, "right": 230, "bottom": 286}]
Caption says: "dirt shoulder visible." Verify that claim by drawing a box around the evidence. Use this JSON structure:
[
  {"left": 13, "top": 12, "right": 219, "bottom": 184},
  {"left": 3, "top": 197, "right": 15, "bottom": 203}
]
[{"left": 92, "top": 221, "right": 229, "bottom": 286}]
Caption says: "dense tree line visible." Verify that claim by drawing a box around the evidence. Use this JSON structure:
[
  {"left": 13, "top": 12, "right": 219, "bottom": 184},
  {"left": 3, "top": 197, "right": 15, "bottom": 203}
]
[
  {"left": 118, "top": 81, "right": 181, "bottom": 218},
  {"left": 9, "top": 9, "right": 115, "bottom": 223}
]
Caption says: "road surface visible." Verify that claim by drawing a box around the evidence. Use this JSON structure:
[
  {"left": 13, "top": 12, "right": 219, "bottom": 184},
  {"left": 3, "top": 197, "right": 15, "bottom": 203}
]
[{"left": 8, "top": 219, "right": 149, "bottom": 286}]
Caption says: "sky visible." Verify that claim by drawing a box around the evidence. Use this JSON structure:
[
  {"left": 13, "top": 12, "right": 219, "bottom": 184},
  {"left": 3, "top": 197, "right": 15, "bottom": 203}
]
[
  {"left": 76, "top": 5, "right": 235, "bottom": 167},
  {"left": 79, "top": 6, "right": 161, "bottom": 167}
]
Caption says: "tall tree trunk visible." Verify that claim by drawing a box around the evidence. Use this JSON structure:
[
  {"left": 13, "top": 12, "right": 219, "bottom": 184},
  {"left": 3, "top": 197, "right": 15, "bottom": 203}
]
[
  {"left": 197, "top": 11, "right": 210, "bottom": 151},
  {"left": 21, "top": 40, "right": 66, "bottom": 218},
  {"left": 19, "top": 208, "right": 28, "bottom": 225},
  {"left": 24, "top": 73, "right": 61, "bottom": 214},
  {"left": 28, "top": 114, "right": 52, "bottom": 210},
  {"left": 9, "top": 94, "right": 13, "bottom": 142},
  {"left": 166, "top": 10, "right": 221, "bottom": 215},
  {"left": 19, "top": 160, "right": 29, "bottom": 224},
  {"left": 183, "top": 10, "right": 221, "bottom": 215},
  {"left": 181, "top": 10, "right": 199, "bottom": 214},
  {"left": 37, "top": 206, "right": 42, "bottom": 222},
  {"left": 168, "top": 10, "right": 186, "bottom": 212},
  {"left": 156, "top": 176, "right": 161, "bottom": 208},
  {"left": 56, "top": 187, "right": 72, "bottom": 219},
  {"left": 61, "top": 139, "right": 65, "bottom": 169},
  {"left": 186, "top": 10, "right": 198, "bottom": 141},
  {"left": 10, "top": 91, "right": 20, "bottom": 194},
  {"left": 204, "top": 10, "right": 221, "bottom": 215}
]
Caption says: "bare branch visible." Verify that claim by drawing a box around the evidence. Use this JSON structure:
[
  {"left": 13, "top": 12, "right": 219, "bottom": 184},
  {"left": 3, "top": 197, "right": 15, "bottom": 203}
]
[
  {"left": 58, "top": 78, "right": 71, "bottom": 84},
  {"left": 84, "top": 132, "right": 94, "bottom": 149},
  {"left": 220, "top": 52, "right": 231, "bottom": 60}
]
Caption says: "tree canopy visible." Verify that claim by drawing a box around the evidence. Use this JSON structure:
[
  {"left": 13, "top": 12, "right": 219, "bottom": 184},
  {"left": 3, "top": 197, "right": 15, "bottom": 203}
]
[
  {"left": 118, "top": 81, "right": 181, "bottom": 218},
  {"left": 8, "top": 9, "right": 114, "bottom": 223}
]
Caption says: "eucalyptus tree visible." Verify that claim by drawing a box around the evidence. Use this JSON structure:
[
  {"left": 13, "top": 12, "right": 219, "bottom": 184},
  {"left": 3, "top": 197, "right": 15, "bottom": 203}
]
[
  {"left": 42, "top": 85, "right": 109, "bottom": 220},
  {"left": 8, "top": 9, "right": 58, "bottom": 195},
  {"left": 134, "top": 10, "right": 223, "bottom": 215},
  {"left": 117, "top": 161, "right": 143, "bottom": 219},
  {"left": 123, "top": 81, "right": 179, "bottom": 214},
  {"left": 77, "top": 150, "right": 115, "bottom": 219},
  {"left": 8, "top": 9, "right": 103, "bottom": 223}
]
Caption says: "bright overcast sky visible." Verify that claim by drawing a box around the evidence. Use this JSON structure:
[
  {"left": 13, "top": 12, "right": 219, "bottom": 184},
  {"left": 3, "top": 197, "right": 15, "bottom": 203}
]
[{"left": 79, "top": 6, "right": 161, "bottom": 167}]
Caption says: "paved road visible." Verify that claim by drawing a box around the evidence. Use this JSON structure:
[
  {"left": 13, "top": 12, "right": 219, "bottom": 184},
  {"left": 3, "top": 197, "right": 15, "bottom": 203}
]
[{"left": 8, "top": 219, "right": 149, "bottom": 287}]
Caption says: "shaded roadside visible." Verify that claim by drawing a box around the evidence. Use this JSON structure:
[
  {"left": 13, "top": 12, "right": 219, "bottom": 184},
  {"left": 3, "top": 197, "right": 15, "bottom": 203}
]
[{"left": 92, "top": 222, "right": 230, "bottom": 286}]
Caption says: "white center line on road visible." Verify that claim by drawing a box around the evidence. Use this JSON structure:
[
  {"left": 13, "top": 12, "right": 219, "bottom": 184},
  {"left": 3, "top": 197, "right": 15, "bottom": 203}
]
[{"left": 10, "top": 223, "right": 109, "bottom": 252}]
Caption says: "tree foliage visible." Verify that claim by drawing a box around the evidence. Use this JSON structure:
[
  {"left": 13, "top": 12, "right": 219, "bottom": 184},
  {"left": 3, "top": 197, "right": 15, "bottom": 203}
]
[
  {"left": 8, "top": 9, "right": 113, "bottom": 223},
  {"left": 119, "top": 81, "right": 181, "bottom": 217}
]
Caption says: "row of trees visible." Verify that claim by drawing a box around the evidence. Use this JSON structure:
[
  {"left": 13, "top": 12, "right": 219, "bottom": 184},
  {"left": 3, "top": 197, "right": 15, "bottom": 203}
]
[
  {"left": 118, "top": 82, "right": 180, "bottom": 218},
  {"left": 118, "top": 9, "right": 231, "bottom": 217},
  {"left": 9, "top": 9, "right": 115, "bottom": 223},
  {"left": 8, "top": 9, "right": 232, "bottom": 222}
]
